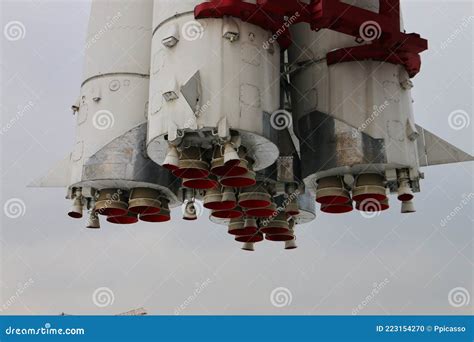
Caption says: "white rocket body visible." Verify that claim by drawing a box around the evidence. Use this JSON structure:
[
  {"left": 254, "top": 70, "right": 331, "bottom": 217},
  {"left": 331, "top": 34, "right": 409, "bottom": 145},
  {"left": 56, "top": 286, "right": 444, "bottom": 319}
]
[
  {"left": 147, "top": 0, "right": 281, "bottom": 171},
  {"left": 71, "top": 0, "right": 152, "bottom": 187},
  {"left": 288, "top": 0, "right": 472, "bottom": 197},
  {"left": 32, "top": 0, "right": 180, "bottom": 207}
]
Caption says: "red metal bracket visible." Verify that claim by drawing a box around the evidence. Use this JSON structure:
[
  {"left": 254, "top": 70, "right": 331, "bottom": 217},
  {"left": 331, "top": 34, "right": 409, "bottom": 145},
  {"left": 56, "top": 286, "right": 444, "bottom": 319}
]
[
  {"left": 194, "top": 0, "right": 428, "bottom": 77},
  {"left": 309, "top": 0, "right": 400, "bottom": 38},
  {"left": 327, "top": 45, "right": 423, "bottom": 78},
  {"left": 194, "top": 0, "right": 293, "bottom": 49},
  {"left": 308, "top": 0, "right": 427, "bottom": 77}
]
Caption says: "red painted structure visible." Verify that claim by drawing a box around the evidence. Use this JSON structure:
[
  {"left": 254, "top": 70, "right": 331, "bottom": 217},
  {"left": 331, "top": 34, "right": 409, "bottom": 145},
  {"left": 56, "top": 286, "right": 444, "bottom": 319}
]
[{"left": 194, "top": 0, "right": 428, "bottom": 77}]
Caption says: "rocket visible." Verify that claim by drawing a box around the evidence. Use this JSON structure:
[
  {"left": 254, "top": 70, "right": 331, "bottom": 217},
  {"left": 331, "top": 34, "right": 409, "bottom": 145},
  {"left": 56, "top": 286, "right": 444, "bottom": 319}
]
[{"left": 31, "top": 0, "right": 473, "bottom": 251}]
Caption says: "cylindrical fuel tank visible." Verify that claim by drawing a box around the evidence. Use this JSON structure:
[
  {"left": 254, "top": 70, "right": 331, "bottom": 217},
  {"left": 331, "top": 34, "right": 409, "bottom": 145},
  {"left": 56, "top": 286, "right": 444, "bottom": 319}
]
[
  {"left": 147, "top": 0, "right": 280, "bottom": 171},
  {"left": 69, "top": 0, "right": 179, "bottom": 205},
  {"left": 288, "top": 0, "right": 421, "bottom": 193}
]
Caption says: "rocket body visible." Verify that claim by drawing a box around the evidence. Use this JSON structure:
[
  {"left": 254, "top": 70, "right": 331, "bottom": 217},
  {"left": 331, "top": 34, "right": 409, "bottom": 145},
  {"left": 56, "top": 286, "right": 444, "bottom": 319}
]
[
  {"left": 147, "top": 0, "right": 281, "bottom": 171},
  {"left": 289, "top": 0, "right": 422, "bottom": 197},
  {"left": 31, "top": 0, "right": 471, "bottom": 249}
]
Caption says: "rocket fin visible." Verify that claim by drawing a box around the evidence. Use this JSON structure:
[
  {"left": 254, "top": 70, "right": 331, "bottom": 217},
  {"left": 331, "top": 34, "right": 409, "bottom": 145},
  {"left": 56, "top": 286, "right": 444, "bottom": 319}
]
[
  {"left": 181, "top": 70, "right": 202, "bottom": 114},
  {"left": 28, "top": 154, "right": 72, "bottom": 188},
  {"left": 416, "top": 125, "right": 474, "bottom": 167}
]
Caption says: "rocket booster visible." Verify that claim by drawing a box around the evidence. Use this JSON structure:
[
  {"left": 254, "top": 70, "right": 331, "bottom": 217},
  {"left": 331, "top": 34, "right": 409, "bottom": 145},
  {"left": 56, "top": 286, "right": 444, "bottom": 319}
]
[{"left": 32, "top": 0, "right": 473, "bottom": 251}]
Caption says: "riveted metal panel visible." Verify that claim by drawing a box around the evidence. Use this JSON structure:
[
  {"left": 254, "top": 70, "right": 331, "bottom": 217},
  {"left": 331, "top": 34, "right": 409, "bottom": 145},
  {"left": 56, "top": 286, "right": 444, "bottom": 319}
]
[{"left": 147, "top": 2, "right": 280, "bottom": 171}]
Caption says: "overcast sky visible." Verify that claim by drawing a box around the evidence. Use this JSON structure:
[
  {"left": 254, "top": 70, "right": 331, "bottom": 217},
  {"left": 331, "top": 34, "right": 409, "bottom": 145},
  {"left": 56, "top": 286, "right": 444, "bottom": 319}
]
[{"left": 0, "top": 0, "right": 473, "bottom": 316}]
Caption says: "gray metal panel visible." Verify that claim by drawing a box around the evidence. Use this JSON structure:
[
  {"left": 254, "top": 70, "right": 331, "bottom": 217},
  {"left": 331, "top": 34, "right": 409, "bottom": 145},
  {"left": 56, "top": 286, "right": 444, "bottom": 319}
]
[
  {"left": 80, "top": 123, "right": 181, "bottom": 205},
  {"left": 258, "top": 113, "right": 302, "bottom": 183},
  {"left": 297, "top": 111, "right": 386, "bottom": 179},
  {"left": 180, "top": 71, "right": 202, "bottom": 114}
]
